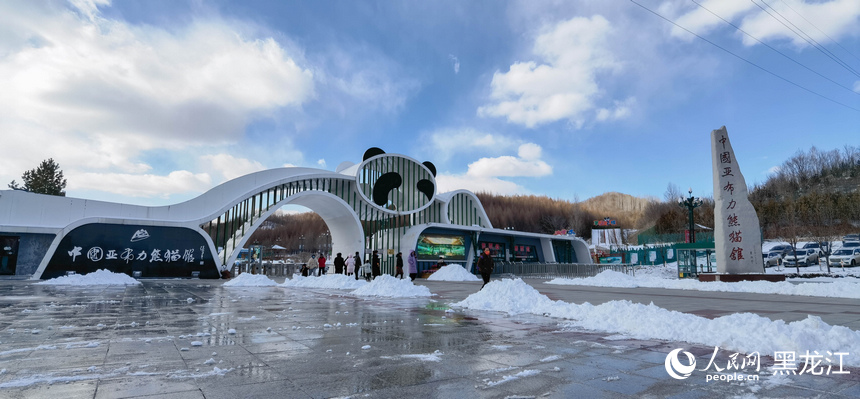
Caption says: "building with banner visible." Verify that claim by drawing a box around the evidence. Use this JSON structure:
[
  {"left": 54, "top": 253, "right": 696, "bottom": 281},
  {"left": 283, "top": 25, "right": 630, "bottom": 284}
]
[{"left": 0, "top": 148, "right": 591, "bottom": 279}]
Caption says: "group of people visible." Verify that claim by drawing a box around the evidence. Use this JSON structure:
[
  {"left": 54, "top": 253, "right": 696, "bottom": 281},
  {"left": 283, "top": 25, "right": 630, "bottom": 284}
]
[
  {"left": 299, "top": 249, "right": 420, "bottom": 281},
  {"left": 297, "top": 247, "right": 495, "bottom": 290}
]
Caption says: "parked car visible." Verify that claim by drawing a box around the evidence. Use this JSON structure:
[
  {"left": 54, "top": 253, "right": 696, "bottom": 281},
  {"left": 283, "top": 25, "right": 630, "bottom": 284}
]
[
  {"left": 840, "top": 241, "right": 860, "bottom": 250},
  {"left": 768, "top": 244, "right": 793, "bottom": 257},
  {"left": 763, "top": 251, "right": 783, "bottom": 267},
  {"left": 843, "top": 234, "right": 859, "bottom": 242},
  {"left": 784, "top": 248, "right": 819, "bottom": 267},
  {"left": 801, "top": 242, "right": 827, "bottom": 257},
  {"left": 828, "top": 248, "right": 860, "bottom": 267}
]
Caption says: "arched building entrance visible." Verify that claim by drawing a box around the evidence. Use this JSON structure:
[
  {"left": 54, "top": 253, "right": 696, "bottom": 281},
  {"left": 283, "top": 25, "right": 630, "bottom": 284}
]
[{"left": 0, "top": 148, "right": 591, "bottom": 279}]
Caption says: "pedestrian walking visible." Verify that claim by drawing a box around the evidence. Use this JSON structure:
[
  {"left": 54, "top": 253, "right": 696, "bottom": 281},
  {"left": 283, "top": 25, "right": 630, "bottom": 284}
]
[
  {"left": 371, "top": 250, "right": 381, "bottom": 279},
  {"left": 354, "top": 252, "right": 361, "bottom": 280},
  {"left": 408, "top": 250, "right": 418, "bottom": 281},
  {"left": 360, "top": 258, "right": 372, "bottom": 281},
  {"left": 307, "top": 254, "right": 317, "bottom": 275},
  {"left": 394, "top": 252, "right": 404, "bottom": 279},
  {"left": 345, "top": 253, "right": 356, "bottom": 276},
  {"left": 334, "top": 253, "right": 345, "bottom": 274},
  {"left": 317, "top": 253, "right": 327, "bottom": 276},
  {"left": 477, "top": 248, "right": 494, "bottom": 290}
]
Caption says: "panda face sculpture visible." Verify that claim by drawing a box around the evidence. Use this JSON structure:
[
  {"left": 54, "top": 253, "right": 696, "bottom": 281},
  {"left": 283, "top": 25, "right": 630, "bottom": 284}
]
[{"left": 356, "top": 148, "right": 436, "bottom": 213}]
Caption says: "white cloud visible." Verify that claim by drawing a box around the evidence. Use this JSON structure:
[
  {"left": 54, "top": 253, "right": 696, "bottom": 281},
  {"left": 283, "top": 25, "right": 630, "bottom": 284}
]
[
  {"left": 766, "top": 165, "right": 781, "bottom": 175},
  {"left": 517, "top": 143, "right": 542, "bottom": 160},
  {"left": 449, "top": 54, "right": 460, "bottom": 74},
  {"left": 596, "top": 97, "right": 635, "bottom": 122},
  {"left": 435, "top": 142, "right": 552, "bottom": 196},
  {"left": 199, "top": 154, "right": 266, "bottom": 182},
  {"left": 478, "top": 15, "right": 629, "bottom": 128},
  {"left": 426, "top": 127, "right": 520, "bottom": 161},
  {"left": 0, "top": 1, "right": 313, "bottom": 199},
  {"left": 317, "top": 159, "right": 327, "bottom": 168},
  {"left": 467, "top": 144, "right": 552, "bottom": 178},
  {"left": 69, "top": 170, "right": 212, "bottom": 198},
  {"left": 670, "top": 0, "right": 860, "bottom": 48},
  {"left": 435, "top": 174, "right": 525, "bottom": 195},
  {"left": 854, "top": 81, "right": 860, "bottom": 93}
]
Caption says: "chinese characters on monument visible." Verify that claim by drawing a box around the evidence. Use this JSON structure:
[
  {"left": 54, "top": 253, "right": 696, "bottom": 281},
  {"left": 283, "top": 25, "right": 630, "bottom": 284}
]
[{"left": 711, "top": 126, "right": 763, "bottom": 274}]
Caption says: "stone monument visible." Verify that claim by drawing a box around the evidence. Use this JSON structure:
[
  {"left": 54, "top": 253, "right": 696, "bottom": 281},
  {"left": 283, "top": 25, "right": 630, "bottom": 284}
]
[{"left": 701, "top": 126, "right": 784, "bottom": 282}]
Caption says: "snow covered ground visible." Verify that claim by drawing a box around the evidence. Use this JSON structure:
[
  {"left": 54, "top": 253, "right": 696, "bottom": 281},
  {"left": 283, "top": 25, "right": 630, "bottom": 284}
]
[
  {"left": 547, "top": 269, "right": 860, "bottom": 299},
  {"left": 219, "top": 272, "right": 432, "bottom": 297},
  {"left": 453, "top": 278, "right": 860, "bottom": 367},
  {"left": 24, "top": 269, "right": 860, "bottom": 373}
]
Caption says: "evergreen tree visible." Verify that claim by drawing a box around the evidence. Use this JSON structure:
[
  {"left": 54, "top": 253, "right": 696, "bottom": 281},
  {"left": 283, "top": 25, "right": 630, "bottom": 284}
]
[{"left": 8, "top": 158, "right": 67, "bottom": 196}]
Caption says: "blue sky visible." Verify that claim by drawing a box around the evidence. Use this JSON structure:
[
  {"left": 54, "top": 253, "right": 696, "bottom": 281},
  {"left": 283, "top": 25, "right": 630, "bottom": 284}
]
[{"left": 1, "top": 0, "right": 858, "bottom": 207}]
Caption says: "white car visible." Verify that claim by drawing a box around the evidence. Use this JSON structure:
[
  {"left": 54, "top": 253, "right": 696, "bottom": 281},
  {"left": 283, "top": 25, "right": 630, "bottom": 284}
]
[
  {"left": 829, "top": 248, "right": 860, "bottom": 267},
  {"left": 783, "top": 249, "right": 819, "bottom": 267},
  {"left": 800, "top": 242, "right": 827, "bottom": 258},
  {"left": 762, "top": 251, "right": 783, "bottom": 267}
]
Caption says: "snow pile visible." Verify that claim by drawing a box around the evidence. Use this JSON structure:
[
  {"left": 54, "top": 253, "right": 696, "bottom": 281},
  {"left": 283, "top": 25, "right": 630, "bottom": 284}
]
[
  {"left": 222, "top": 273, "right": 278, "bottom": 287},
  {"left": 547, "top": 270, "right": 860, "bottom": 299},
  {"left": 281, "top": 274, "right": 367, "bottom": 289},
  {"left": 351, "top": 275, "right": 432, "bottom": 297},
  {"left": 36, "top": 269, "right": 140, "bottom": 286},
  {"left": 633, "top": 263, "right": 679, "bottom": 280},
  {"left": 426, "top": 264, "right": 480, "bottom": 281},
  {"left": 453, "top": 279, "right": 860, "bottom": 366}
]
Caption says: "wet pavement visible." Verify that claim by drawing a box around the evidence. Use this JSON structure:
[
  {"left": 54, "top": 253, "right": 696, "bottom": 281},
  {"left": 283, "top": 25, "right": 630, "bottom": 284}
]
[{"left": 0, "top": 278, "right": 858, "bottom": 398}]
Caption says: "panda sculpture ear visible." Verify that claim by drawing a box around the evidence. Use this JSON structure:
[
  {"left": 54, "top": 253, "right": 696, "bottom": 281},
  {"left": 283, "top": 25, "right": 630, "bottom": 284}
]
[
  {"left": 422, "top": 161, "right": 437, "bottom": 177},
  {"left": 363, "top": 147, "right": 385, "bottom": 161}
]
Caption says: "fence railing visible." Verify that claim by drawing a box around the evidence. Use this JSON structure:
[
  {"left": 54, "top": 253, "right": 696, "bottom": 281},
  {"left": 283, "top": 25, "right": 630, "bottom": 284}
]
[{"left": 491, "top": 262, "right": 635, "bottom": 279}]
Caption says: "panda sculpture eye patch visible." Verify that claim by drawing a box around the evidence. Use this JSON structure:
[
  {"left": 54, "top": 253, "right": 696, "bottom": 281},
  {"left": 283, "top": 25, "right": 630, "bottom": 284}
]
[
  {"left": 373, "top": 172, "right": 403, "bottom": 206},
  {"left": 417, "top": 179, "right": 434, "bottom": 200}
]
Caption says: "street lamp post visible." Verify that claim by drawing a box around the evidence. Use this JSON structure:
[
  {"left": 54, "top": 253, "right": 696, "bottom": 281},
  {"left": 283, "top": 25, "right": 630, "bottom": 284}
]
[
  {"left": 678, "top": 188, "right": 703, "bottom": 243},
  {"left": 299, "top": 235, "right": 305, "bottom": 254}
]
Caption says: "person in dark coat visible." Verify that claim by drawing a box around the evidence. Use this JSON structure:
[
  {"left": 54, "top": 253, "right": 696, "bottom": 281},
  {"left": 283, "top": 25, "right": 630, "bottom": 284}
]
[
  {"left": 394, "top": 252, "right": 404, "bottom": 279},
  {"left": 334, "top": 253, "right": 345, "bottom": 274},
  {"left": 354, "top": 252, "right": 361, "bottom": 280},
  {"left": 371, "top": 250, "right": 381, "bottom": 279},
  {"left": 300, "top": 263, "right": 309, "bottom": 277},
  {"left": 477, "top": 248, "right": 495, "bottom": 290}
]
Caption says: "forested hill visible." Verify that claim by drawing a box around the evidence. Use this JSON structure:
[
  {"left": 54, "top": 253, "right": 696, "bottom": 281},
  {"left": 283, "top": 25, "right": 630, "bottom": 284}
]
[{"left": 749, "top": 145, "right": 860, "bottom": 239}]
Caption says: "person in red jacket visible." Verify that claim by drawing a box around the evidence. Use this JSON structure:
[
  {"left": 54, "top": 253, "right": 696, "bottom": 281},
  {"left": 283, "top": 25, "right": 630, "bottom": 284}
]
[{"left": 317, "top": 253, "right": 327, "bottom": 276}]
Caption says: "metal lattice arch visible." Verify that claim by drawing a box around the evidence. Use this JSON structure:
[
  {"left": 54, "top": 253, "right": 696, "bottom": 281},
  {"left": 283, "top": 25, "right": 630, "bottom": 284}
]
[{"left": 0, "top": 148, "right": 591, "bottom": 279}]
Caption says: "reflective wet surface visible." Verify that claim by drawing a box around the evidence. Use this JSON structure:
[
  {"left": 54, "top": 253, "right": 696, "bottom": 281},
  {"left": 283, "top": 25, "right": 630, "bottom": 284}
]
[{"left": 0, "top": 279, "right": 858, "bottom": 398}]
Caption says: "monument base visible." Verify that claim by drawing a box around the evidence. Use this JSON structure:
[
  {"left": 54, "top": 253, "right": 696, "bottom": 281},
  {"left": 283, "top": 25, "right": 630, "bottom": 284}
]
[{"left": 698, "top": 273, "right": 786, "bottom": 282}]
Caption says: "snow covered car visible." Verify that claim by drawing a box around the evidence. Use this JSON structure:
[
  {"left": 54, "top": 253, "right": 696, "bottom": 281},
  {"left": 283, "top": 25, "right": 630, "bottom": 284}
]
[
  {"left": 828, "top": 248, "right": 860, "bottom": 267},
  {"left": 783, "top": 248, "right": 819, "bottom": 267},
  {"left": 762, "top": 251, "right": 783, "bottom": 267}
]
